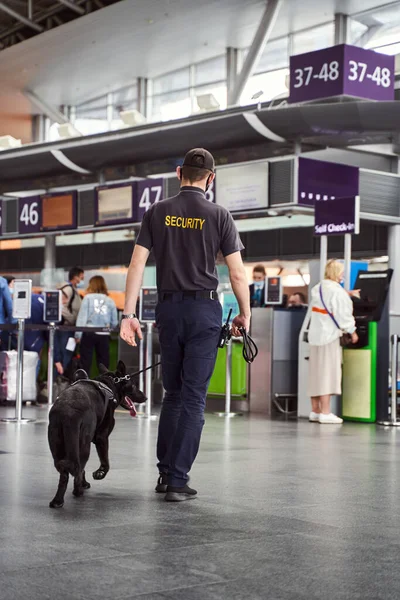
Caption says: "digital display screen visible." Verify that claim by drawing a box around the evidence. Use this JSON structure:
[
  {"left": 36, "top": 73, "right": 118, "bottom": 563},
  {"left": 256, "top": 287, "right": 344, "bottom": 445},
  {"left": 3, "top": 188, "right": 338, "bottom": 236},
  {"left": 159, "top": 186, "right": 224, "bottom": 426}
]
[
  {"left": 265, "top": 276, "right": 282, "bottom": 305},
  {"left": 216, "top": 162, "right": 269, "bottom": 212},
  {"left": 140, "top": 288, "right": 158, "bottom": 322},
  {"left": 96, "top": 185, "right": 134, "bottom": 225},
  {"left": 353, "top": 271, "right": 392, "bottom": 321},
  {"left": 41, "top": 193, "right": 76, "bottom": 231}
]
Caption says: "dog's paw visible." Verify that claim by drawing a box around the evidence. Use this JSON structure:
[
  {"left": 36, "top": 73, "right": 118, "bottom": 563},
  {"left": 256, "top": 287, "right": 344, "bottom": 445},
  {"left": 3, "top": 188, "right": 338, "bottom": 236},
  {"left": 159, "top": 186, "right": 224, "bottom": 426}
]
[
  {"left": 72, "top": 488, "right": 84, "bottom": 497},
  {"left": 82, "top": 481, "right": 91, "bottom": 489},
  {"left": 93, "top": 468, "right": 108, "bottom": 480},
  {"left": 49, "top": 499, "right": 64, "bottom": 509}
]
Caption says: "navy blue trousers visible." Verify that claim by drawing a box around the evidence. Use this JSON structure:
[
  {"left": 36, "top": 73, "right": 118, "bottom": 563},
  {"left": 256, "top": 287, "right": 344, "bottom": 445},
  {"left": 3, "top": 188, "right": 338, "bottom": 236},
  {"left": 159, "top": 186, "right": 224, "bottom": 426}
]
[{"left": 156, "top": 296, "right": 222, "bottom": 487}]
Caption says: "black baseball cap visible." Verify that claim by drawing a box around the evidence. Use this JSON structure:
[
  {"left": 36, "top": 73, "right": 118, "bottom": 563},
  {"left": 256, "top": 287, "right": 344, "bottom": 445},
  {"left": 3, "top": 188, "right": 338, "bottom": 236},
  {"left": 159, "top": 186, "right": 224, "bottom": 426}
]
[{"left": 182, "top": 148, "right": 215, "bottom": 173}]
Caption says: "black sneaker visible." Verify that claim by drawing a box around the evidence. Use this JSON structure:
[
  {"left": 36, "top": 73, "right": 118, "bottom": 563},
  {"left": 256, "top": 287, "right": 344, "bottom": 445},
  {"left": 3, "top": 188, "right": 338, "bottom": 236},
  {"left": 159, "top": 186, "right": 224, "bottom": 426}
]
[
  {"left": 155, "top": 473, "right": 168, "bottom": 493},
  {"left": 165, "top": 484, "right": 197, "bottom": 502}
]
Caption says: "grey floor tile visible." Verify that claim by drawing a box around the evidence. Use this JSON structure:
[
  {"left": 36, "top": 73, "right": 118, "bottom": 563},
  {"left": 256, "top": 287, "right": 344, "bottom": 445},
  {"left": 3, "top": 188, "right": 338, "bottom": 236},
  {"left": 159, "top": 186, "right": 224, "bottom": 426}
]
[{"left": 1, "top": 408, "right": 399, "bottom": 600}]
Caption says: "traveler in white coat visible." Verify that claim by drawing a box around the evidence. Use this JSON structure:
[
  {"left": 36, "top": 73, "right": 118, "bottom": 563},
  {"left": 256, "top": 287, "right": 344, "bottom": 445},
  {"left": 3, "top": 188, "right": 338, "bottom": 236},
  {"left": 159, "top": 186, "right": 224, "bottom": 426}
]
[{"left": 308, "top": 260, "right": 358, "bottom": 424}]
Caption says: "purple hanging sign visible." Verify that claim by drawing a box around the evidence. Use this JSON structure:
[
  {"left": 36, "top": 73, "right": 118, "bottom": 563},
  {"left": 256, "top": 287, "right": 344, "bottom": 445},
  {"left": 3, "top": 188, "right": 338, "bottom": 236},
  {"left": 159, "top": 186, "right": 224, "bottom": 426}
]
[
  {"left": 298, "top": 157, "right": 359, "bottom": 206},
  {"left": 18, "top": 196, "right": 42, "bottom": 234},
  {"left": 314, "top": 196, "right": 360, "bottom": 236},
  {"left": 289, "top": 44, "right": 394, "bottom": 103},
  {"left": 135, "top": 178, "right": 165, "bottom": 221}
]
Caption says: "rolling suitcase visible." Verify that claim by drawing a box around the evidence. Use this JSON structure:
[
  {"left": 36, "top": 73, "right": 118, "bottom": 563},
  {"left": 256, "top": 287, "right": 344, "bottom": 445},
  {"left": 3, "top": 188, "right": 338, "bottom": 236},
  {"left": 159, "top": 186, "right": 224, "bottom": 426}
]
[{"left": 0, "top": 350, "right": 38, "bottom": 402}]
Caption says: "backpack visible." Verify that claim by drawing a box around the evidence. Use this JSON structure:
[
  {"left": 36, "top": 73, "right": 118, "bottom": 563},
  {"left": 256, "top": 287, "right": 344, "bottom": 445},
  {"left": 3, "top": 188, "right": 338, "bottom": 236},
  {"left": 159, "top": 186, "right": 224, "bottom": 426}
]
[{"left": 60, "top": 283, "right": 76, "bottom": 316}]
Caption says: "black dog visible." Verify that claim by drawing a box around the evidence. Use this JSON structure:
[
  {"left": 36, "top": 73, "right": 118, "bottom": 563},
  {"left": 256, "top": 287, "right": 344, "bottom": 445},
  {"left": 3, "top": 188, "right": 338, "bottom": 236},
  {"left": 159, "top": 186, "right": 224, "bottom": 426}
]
[{"left": 48, "top": 360, "right": 146, "bottom": 508}]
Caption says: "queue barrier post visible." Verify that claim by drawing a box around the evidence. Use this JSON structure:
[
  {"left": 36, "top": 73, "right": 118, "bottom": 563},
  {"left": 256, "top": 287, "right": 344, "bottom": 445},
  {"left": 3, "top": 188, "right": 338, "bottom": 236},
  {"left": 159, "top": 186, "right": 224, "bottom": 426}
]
[
  {"left": 1, "top": 319, "right": 35, "bottom": 424},
  {"left": 378, "top": 334, "right": 400, "bottom": 427},
  {"left": 215, "top": 338, "right": 243, "bottom": 418},
  {"left": 137, "top": 322, "right": 157, "bottom": 420},
  {"left": 139, "top": 326, "right": 145, "bottom": 394},
  {"left": 47, "top": 323, "right": 56, "bottom": 406}
]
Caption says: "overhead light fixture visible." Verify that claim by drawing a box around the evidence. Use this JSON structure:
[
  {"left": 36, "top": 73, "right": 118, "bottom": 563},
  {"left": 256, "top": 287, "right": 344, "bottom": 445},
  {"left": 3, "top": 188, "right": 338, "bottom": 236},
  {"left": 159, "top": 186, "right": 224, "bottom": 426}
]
[
  {"left": 119, "top": 109, "right": 147, "bottom": 127},
  {"left": 196, "top": 93, "right": 220, "bottom": 111},
  {"left": 0, "top": 135, "right": 22, "bottom": 150},
  {"left": 57, "top": 123, "right": 82, "bottom": 139}
]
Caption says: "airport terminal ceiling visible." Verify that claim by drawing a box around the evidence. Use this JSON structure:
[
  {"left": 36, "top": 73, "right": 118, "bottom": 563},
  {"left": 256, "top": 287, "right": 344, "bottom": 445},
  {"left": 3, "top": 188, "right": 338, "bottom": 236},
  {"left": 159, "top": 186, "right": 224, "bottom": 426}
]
[{"left": 0, "top": 0, "right": 400, "bottom": 142}]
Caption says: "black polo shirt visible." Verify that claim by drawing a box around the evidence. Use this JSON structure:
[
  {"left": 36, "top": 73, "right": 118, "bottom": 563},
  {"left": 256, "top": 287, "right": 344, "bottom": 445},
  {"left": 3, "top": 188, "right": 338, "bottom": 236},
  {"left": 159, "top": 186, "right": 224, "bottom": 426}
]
[{"left": 136, "top": 186, "right": 244, "bottom": 292}]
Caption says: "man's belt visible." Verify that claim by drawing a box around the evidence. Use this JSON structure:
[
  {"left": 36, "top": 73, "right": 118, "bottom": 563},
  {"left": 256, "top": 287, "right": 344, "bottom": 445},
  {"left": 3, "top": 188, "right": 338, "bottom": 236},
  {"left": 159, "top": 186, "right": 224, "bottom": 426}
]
[{"left": 160, "top": 290, "right": 218, "bottom": 301}]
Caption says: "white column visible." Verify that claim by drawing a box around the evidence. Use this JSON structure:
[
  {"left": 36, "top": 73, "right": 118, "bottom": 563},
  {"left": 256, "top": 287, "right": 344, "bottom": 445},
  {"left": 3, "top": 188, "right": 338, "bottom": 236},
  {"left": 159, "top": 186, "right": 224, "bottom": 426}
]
[{"left": 389, "top": 225, "right": 400, "bottom": 336}]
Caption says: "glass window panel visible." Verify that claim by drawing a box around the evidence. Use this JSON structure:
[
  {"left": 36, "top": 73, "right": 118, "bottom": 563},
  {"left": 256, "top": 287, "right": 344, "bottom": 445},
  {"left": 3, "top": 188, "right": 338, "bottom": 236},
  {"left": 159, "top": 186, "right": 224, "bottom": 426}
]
[
  {"left": 76, "top": 106, "right": 107, "bottom": 120},
  {"left": 240, "top": 68, "right": 289, "bottom": 106},
  {"left": 293, "top": 23, "right": 334, "bottom": 56},
  {"left": 113, "top": 86, "right": 138, "bottom": 110},
  {"left": 374, "top": 41, "right": 400, "bottom": 55},
  {"left": 369, "top": 25, "right": 400, "bottom": 50},
  {"left": 151, "top": 89, "right": 191, "bottom": 123},
  {"left": 153, "top": 67, "right": 190, "bottom": 95},
  {"left": 255, "top": 36, "right": 289, "bottom": 73},
  {"left": 195, "top": 55, "right": 226, "bottom": 86}
]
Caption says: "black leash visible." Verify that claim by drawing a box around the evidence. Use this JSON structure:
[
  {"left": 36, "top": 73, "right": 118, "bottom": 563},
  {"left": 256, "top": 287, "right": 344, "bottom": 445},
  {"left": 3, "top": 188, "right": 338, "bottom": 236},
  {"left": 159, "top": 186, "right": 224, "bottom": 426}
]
[
  {"left": 217, "top": 309, "right": 258, "bottom": 365},
  {"left": 113, "top": 362, "right": 161, "bottom": 384},
  {"left": 239, "top": 327, "right": 258, "bottom": 364}
]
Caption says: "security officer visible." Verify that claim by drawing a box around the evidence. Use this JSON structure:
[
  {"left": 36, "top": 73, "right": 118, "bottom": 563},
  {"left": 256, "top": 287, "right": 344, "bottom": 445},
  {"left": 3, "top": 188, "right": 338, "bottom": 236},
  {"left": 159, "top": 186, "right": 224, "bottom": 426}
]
[{"left": 120, "top": 148, "right": 251, "bottom": 502}]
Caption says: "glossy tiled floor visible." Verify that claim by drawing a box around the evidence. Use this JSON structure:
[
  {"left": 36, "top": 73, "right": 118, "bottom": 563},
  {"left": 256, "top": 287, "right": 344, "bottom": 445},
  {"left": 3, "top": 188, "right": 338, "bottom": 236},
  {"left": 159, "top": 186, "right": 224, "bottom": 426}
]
[{"left": 1, "top": 405, "right": 400, "bottom": 600}]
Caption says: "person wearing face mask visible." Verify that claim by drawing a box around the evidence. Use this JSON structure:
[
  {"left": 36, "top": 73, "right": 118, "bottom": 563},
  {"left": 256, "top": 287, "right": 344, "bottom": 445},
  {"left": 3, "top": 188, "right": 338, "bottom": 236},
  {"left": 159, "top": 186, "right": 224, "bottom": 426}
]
[
  {"left": 54, "top": 266, "right": 84, "bottom": 374},
  {"left": 308, "top": 260, "right": 358, "bottom": 424},
  {"left": 249, "top": 264, "right": 266, "bottom": 308}
]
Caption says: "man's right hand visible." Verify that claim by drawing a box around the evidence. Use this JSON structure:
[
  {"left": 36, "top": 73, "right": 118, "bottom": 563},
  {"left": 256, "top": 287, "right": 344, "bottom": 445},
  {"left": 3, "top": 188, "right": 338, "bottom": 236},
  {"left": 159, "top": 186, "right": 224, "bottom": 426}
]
[
  {"left": 232, "top": 314, "right": 251, "bottom": 337},
  {"left": 120, "top": 318, "right": 143, "bottom": 347}
]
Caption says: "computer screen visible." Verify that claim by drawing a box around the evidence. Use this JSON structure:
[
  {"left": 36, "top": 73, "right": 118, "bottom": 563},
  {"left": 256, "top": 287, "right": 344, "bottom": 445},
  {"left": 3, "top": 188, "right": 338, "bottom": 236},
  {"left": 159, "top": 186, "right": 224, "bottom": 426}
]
[
  {"left": 353, "top": 270, "right": 392, "bottom": 321},
  {"left": 41, "top": 193, "right": 77, "bottom": 231}
]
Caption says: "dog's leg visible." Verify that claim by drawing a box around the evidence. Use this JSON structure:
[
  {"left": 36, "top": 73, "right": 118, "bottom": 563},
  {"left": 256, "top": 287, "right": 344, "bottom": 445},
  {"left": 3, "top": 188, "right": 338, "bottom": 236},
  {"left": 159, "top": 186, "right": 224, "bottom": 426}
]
[
  {"left": 49, "top": 470, "right": 69, "bottom": 508},
  {"left": 82, "top": 471, "right": 91, "bottom": 489},
  {"left": 73, "top": 442, "right": 91, "bottom": 497},
  {"left": 93, "top": 436, "right": 110, "bottom": 480}
]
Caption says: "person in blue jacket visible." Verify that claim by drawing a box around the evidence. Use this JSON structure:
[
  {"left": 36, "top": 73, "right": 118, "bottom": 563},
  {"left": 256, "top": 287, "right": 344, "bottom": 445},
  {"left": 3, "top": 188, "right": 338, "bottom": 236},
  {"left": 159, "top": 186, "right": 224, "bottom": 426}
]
[{"left": 0, "top": 276, "right": 14, "bottom": 350}]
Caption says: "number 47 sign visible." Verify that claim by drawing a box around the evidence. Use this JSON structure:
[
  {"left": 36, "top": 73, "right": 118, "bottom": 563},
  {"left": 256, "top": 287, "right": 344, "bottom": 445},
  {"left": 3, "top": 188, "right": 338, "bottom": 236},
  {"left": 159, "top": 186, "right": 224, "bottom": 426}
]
[{"left": 136, "top": 178, "right": 164, "bottom": 220}]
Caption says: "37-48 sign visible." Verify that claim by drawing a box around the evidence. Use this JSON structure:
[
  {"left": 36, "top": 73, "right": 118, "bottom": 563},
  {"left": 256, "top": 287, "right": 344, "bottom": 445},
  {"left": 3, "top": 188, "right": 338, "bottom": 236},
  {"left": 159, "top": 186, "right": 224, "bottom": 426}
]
[{"left": 289, "top": 43, "right": 394, "bottom": 103}]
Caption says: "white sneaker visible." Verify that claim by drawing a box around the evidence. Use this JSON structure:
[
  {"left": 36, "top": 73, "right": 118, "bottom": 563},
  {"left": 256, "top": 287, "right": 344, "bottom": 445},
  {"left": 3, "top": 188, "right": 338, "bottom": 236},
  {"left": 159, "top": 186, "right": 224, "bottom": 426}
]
[
  {"left": 309, "top": 411, "right": 320, "bottom": 422},
  {"left": 318, "top": 413, "right": 343, "bottom": 424}
]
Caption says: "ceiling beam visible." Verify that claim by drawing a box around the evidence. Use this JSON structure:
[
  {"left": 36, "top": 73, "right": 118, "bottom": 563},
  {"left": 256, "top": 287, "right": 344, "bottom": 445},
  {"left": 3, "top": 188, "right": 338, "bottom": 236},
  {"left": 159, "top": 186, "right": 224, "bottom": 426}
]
[
  {"left": 0, "top": 1, "right": 43, "bottom": 32},
  {"left": 228, "top": 0, "right": 284, "bottom": 106},
  {"left": 354, "top": 24, "right": 386, "bottom": 48},
  {"left": 24, "top": 90, "right": 70, "bottom": 124},
  {"left": 57, "top": 0, "right": 85, "bottom": 16}
]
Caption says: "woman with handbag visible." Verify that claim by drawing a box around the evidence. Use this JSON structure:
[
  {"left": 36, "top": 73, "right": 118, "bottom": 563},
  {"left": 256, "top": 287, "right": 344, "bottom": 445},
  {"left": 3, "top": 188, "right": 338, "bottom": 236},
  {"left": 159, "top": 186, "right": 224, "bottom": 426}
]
[
  {"left": 76, "top": 276, "right": 118, "bottom": 375},
  {"left": 308, "top": 260, "right": 358, "bottom": 424}
]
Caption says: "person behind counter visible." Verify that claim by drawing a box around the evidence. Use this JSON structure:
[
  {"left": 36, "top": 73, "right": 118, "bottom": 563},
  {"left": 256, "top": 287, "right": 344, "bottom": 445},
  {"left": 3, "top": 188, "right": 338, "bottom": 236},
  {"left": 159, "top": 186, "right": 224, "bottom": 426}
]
[
  {"left": 249, "top": 264, "right": 266, "bottom": 308},
  {"left": 75, "top": 275, "right": 118, "bottom": 375},
  {"left": 287, "top": 292, "right": 307, "bottom": 308},
  {"left": 308, "top": 260, "right": 358, "bottom": 425}
]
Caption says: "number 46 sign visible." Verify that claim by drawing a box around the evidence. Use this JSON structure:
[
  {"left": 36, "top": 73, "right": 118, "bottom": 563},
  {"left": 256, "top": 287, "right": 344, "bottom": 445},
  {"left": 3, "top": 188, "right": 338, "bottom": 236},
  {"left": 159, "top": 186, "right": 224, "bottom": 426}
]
[
  {"left": 289, "top": 44, "right": 394, "bottom": 104},
  {"left": 19, "top": 196, "right": 41, "bottom": 234}
]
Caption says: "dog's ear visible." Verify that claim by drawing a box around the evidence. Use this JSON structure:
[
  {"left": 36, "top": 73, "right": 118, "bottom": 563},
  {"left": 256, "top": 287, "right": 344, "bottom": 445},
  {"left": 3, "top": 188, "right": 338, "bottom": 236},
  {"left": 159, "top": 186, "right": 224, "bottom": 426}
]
[
  {"left": 116, "top": 360, "right": 126, "bottom": 376},
  {"left": 74, "top": 369, "right": 88, "bottom": 381},
  {"left": 98, "top": 364, "right": 109, "bottom": 375}
]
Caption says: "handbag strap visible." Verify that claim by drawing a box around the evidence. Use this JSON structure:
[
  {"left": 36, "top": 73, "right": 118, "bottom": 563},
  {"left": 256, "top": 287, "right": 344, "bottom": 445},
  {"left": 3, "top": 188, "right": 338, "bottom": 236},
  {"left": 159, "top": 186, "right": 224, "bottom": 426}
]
[{"left": 319, "top": 283, "right": 341, "bottom": 331}]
